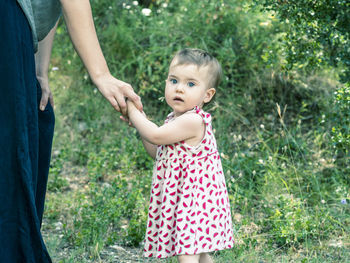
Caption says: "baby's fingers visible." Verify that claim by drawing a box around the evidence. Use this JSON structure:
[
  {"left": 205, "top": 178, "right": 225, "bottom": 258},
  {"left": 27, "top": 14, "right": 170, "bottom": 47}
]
[{"left": 120, "top": 116, "right": 133, "bottom": 127}]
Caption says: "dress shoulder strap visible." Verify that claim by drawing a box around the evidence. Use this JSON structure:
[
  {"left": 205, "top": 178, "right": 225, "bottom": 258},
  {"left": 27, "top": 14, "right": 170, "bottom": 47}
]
[
  {"left": 164, "top": 112, "right": 175, "bottom": 124},
  {"left": 193, "top": 106, "right": 212, "bottom": 125}
]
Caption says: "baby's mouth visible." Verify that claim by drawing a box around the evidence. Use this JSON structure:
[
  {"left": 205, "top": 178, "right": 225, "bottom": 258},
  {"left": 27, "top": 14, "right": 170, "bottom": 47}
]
[{"left": 174, "top": 97, "right": 184, "bottom": 102}]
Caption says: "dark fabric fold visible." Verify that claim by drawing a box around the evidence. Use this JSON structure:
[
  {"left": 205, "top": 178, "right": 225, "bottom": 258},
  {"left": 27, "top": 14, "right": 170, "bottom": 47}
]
[{"left": 0, "top": 0, "right": 54, "bottom": 262}]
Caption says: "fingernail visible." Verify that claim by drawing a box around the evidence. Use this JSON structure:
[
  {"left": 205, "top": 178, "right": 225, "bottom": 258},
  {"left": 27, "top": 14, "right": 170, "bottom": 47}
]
[{"left": 40, "top": 105, "right": 44, "bottom": 111}]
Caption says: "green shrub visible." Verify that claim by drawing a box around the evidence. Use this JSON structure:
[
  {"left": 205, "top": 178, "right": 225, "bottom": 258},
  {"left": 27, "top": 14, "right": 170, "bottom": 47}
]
[
  {"left": 264, "top": 194, "right": 332, "bottom": 247},
  {"left": 253, "top": 0, "right": 350, "bottom": 82},
  {"left": 331, "top": 84, "right": 350, "bottom": 157}
]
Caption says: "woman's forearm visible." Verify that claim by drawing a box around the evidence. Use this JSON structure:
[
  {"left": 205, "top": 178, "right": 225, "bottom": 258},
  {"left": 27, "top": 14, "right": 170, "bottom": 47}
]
[
  {"left": 60, "top": 0, "right": 109, "bottom": 82},
  {"left": 35, "top": 21, "right": 58, "bottom": 79}
]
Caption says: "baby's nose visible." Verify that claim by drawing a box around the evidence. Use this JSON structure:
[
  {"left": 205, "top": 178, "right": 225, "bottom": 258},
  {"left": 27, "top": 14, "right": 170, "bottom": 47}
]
[{"left": 175, "top": 83, "right": 185, "bottom": 92}]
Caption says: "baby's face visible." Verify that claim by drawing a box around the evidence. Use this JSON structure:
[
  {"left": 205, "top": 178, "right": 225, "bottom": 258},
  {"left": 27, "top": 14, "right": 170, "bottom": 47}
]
[{"left": 165, "top": 59, "right": 215, "bottom": 117}]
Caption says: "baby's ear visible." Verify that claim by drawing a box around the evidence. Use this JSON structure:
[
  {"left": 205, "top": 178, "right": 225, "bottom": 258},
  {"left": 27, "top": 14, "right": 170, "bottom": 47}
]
[{"left": 204, "top": 88, "right": 216, "bottom": 103}]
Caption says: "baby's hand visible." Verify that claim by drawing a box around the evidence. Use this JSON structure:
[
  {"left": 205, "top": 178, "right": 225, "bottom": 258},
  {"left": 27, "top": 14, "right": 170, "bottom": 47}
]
[
  {"left": 122, "top": 99, "right": 147, "bottom": 127},
  {"left": 121, "top": 99, "right": 139, "bottom": 127},
  {"left": 120, "top": 115, "right": 134, "bottom": 127},
  {"left": 126, "top": 99, "right": 137, "bottom": 111}
]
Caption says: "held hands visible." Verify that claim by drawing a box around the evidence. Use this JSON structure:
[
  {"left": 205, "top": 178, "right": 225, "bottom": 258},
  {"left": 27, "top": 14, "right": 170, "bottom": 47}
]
[
  {"left": 37, "top": 72, "right": 142, "bottom": 115},
  {"left": 120, "top": 99, "right": 146, "bottom": 127},
  {"left": 92, "top": 72, "right": 143, "bottom": 116},
  {"left": 120, "top": 100, "right": 134, "bottom": 127}
]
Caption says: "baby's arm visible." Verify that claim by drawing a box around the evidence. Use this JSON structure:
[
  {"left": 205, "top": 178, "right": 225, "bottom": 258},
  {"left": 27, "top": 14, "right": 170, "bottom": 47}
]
[
  {"left": 126, "top": 101, "right": 203, "bottom": 146},
  {"left": 141, "top": 138, "right": 157, "bottom": 159}
]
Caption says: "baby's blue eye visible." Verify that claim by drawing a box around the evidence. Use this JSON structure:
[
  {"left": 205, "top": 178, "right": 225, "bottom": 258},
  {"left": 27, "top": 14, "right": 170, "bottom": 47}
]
[
  {"left": 188, "top": 82, "right": 195, "bottom": 87},
  {"left": 170, "top": 79, "right": 177, "bottom": 84}
]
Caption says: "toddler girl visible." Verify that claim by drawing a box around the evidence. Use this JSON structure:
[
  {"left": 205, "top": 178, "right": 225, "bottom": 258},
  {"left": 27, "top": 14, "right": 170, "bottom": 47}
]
[{"left": 125, "top": 49, "right": 234, "bottom": 263}]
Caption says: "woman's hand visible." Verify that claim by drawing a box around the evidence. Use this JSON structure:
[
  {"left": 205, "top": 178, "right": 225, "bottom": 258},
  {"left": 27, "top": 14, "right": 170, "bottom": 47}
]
[
  {"left": 93, "top": 73, "right": 142, "bottom": 116},
  {"left": 37, "top": 75, "right": 54, "bottom": 111}
]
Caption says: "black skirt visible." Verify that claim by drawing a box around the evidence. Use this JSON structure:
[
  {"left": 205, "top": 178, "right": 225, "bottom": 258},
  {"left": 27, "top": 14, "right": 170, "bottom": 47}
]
[{"left": 0, "top": 0, "right": 54, "bottom": 262}]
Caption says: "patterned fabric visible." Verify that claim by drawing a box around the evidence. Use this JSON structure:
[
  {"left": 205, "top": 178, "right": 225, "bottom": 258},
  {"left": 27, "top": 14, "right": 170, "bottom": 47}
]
[{"left": 144, "top": 106, "right": 234, "bottom": 259}]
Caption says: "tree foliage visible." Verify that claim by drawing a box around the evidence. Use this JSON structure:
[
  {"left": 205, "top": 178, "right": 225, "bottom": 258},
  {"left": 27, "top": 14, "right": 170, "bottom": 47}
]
[{"left": 254, "top": 0, "right": 350, "bottom": 83}]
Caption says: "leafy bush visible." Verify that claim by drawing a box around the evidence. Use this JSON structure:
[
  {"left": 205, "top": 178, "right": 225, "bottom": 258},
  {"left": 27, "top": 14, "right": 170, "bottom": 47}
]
[
  {"left": 63, "top": 175, "right": 149, "bottom": 256},
  {"left": 253, "top": 0, "right": 350, "bottom": 82},
  {"left": 264, "top": 194, "right": 334, "bottom": 247},
  {"left": 331, "top": 84, "right": 350, "bottom": 157}
]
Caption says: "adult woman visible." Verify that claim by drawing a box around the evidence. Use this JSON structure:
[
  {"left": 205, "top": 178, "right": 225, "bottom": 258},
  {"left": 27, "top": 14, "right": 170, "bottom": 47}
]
[{"left": 0, "top": 1, "right": 142, "bottom": 262}]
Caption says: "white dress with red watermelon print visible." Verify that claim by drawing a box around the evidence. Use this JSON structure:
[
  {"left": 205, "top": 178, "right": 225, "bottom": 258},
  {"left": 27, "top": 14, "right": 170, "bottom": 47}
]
[{"left": 143, "top": 106, "right": 234, "bottom": 259}]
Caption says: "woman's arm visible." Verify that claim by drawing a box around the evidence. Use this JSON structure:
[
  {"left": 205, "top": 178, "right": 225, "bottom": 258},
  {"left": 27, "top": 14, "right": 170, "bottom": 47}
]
[
  {"left": 60, "top": 0, "right": 142, "bottom": 115},
  {"left": 35, "top": 21, "right": 58, "bottom": 111},
  {"left": 127, "top": 101, "right": 203, "bottom": 146}
]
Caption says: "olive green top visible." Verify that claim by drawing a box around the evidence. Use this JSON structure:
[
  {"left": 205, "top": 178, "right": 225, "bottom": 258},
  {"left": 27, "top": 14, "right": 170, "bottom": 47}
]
[{"left": 17, "top": 0, "right": 61, "bottom": 51}]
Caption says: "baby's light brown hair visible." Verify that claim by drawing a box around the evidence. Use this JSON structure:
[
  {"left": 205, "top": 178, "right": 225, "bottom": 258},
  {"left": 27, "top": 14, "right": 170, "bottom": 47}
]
[{"left": 171, "top": 48, "right": 222, "bottom": 90}]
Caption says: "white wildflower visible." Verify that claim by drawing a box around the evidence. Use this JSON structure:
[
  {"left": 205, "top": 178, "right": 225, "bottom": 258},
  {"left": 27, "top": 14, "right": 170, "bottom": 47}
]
[
  {"left": 141, "top": 8, "right": 152, "bottom": 16},
  {"left": 220, "top": 152, "right": 229, "bottom": 159},
  {"left": 259, "top": 21, "right": 270, "bottom": 27}
]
